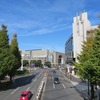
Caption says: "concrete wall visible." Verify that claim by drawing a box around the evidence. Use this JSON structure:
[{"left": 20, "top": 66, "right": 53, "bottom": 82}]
[
  {"left": 72, "top": 12, "right": 91, "bottom": 60},
  {"left": 21, "top": 49, "right": 65, "bottom": 68}
]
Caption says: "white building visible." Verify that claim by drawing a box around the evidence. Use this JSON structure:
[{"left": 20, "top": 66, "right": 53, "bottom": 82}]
[
  {"left": 21, "top": 49, "right": 65, "bottom": 69},
  {"left": 65, "top": 12, "right": 98, "bottom": 74},
  {"left": 73, "top": 12, "right": 91, "bottom": 61}
]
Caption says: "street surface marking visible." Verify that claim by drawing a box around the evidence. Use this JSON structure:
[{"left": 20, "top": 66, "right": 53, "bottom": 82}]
[
  {"left": 62, "top": 83, "right": 66, "bottom": 89},
  {"left": 57, "top": 71, "right": 61, "bottom": 75},
  {"left": 26, "top": 87, "right": 30, "bottom": 91},
  {"left": 11, "top": 87, "right": 19, "bottom": 94},
  {"left": 37, "top": 70, "right": 44, "bottom": 78},
  {"left": 34, "top": 78, "right": 37, "bottom": 81},
  {"left": 53, "top": 83, "right": 55, "bottom": 88},
  {"left": 34, "top": 70, "right": 43, "bottom": 81}
]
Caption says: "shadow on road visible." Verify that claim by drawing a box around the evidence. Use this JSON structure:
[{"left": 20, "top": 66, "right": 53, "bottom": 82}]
[
  {"left": 0, "top": 72, "right": 39, "bottom": 91},
  {"left": 11, "top": 73, "right": 38, "bottom": 89}
]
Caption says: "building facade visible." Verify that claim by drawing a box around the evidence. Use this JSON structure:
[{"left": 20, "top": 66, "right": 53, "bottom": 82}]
[
  {"left": 21, "top": 49, "right": 65, "bottom": 69},
  {"left": 65, "top": 12, "right": 98, "bottom": 74},
  {"left": 65, "top": 35, "right": 73, "bottom": 63},
  {"left": 72, "top": 12, "right": 91, "bottom": 61}
]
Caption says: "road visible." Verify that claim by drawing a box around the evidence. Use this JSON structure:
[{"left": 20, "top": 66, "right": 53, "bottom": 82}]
[
  {"left": 0, "top": 69, "right": 45, "bottom": 100},
  {"left": 42, "top": 69, "right": 84, "bottom": 100},
  {"left": 0, "top": 68, "right": 84, "bottom": 100}
]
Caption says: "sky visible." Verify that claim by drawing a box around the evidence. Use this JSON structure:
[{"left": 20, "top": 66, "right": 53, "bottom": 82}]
[{"left": 0, "top": 0, "right": 100, "bottom": 53}]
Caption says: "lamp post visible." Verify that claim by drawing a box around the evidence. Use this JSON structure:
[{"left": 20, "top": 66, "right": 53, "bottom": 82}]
[
  {"left": 28, "top": 51, "right": 32, "bottom": 74},
  {"left": 28, "top": 59, "right": 31, "bottom": 74},
  {"left": 21, "top": 59, "right": 23, "bottom": 71},
  {"left": 21, "top": 51, "right": 25, "bottom": 71}
]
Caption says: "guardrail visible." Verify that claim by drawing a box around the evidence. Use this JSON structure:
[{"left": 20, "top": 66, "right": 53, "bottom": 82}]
[{"left": 36, "top": 81, "right": 45, "bottom": 100}]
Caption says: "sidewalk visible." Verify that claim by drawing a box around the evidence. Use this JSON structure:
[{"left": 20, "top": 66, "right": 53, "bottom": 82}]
[
  {"left": 70, "top": 75, "right": 89, "bottom": 100},
  {"left": 60, "top": 70, "right": 89, "bottom": 100}
]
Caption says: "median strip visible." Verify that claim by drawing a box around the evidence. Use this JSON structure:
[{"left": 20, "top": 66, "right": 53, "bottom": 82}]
[
  {"left": 36, "top": 70, "right": 49, "bottom": 100},
  {"left": 36, "top": 81, "right": 45, "bottom": 100}
]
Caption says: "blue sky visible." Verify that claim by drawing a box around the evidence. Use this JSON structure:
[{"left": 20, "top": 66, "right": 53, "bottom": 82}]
[{"left": 0, "top": 0, "right": 100, "bottom": 53}]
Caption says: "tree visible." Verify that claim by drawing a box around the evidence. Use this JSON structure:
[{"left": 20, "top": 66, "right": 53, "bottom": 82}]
[
  {"left": 86, "top": 25, "right": 100, "bottom": 99},
  {"left": 35, "top": 60, "right": 42, "bottom": 67},
  {"left": 44, "top": 61, "right": 51, "bottom": 68},
  {"left": 8, "top": 34, "right": 21, "bottom": 81},
  {"left": 91, "top": 25, "right": 100, "bottom": 86},
  {"left": 0, "top": 25, "right": 11, "bottom": 79},
  {"left": 30, "top": 60, "right": 36, "bottom": 67},
  {"left": 23, "top": 60, "right": 29, "bottom": 66},
  {"left": 74, "top": 28, "right": 98, "bottom": 99}
]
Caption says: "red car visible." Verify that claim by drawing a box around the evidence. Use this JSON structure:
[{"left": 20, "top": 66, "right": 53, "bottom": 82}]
[{"left": 19, "top": 90, "right": 32, "bottom": 100}]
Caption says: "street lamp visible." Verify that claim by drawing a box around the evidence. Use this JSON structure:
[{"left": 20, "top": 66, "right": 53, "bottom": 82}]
[{"left": 21, "top": 52, "right": 25, "bottom": 71}]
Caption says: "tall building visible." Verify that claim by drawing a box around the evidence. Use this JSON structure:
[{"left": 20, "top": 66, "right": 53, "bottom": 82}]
[
  {"left": 21, "top": 49, "right": 65, "bottom": 68},
  {"left": 65, "top": 12, "right": 98, "bottom": 67},
  {"left": 73, "top": 12, "right": 91, "bottom": 61}
]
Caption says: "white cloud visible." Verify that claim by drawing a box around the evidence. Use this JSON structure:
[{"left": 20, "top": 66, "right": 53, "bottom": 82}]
[{"left": 16, "top": 23, "right": 70, "bottom": 36}]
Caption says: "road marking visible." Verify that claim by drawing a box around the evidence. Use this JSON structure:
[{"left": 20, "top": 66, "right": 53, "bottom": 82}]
[
  {"left": 26, "top": 87, "right": 30, "bottom": 91},
  {"left": 11, "top": 87, "right": 19, "bottom": 94},
  {"left": 53, "top": 83, "right": 55, "bottom": 89},
  {"left": 62, "top": 83, "right": 66, "bottom": 89},
  {"left": 34, "top": 71, "right": 43, "bottom": 81},
  {"left": 37, "top": 70, "right": 44, "bottom": 78},
  {"left": 34, "top": 78, "right": 37, "bottom": 81}
]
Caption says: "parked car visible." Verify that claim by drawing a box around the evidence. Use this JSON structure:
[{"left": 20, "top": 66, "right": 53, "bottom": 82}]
[
  {"left": 19, "top": 90, "right": 32, "bottom": 100},
  {"left": 54, "top": 76, "right": 60, "bottom": 84}
]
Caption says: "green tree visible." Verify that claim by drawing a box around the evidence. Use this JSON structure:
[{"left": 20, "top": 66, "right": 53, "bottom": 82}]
[
  {"left": 35, "top": 60, "right": 42, "bottom": 67},
  {"left": 8, "top": 34, "right": 21, "bottom": 81},
  {"left": 44, "top": 61, "right": 51, "bottom": 68},
  {"left": 91, "top": 25, "right": 100, "bottom": 85},
  {"left": 74, "top": 29, "right": 97, "bottom": 99},
  {"left": 30, "top": 60, "right": 36, "bottom": 67},
  {"left": 0, "top": 25, "right": 11, "bottom": 79},
  {"left": 86, "top": 26, "right": 100, "bottom": 99},
  {"left": 23, "top": 60, "right": 29, "bottom": 66}
]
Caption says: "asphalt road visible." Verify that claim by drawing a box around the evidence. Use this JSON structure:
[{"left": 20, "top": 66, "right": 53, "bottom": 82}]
[
  {"left": 0, "top": 69, "right": 45, "bottom": 100},
  {"left": 0, "top": 68, "right": 84, "bottom": 100},
  {"left": 42, "top": 69, "right": 84, "bottom": 100}
]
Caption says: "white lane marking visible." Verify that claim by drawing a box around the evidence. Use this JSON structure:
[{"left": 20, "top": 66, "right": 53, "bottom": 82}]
[
  {"left": 34, "top": 78, "right": 37, "bottom": 81},
  {"left": 37, "top": 70, "right": 44, "bottom": 78},
  {"left": 34, "top": 70, "right": 43, "bottom": 82},
  {"left": 57, "top": 71, "right": 62, "bottom": 76},
  {"left": 53, "top": 83, "right": 55, "bottom": 89},
  {"left": 11, "top": 87, "right": 19, "bottom": 94},
  {"left": 26, "top": 87, "right": 30, "bottom": 91},
  {"left": 62, "top": 83, "right": 66, "bottom": 89}
]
